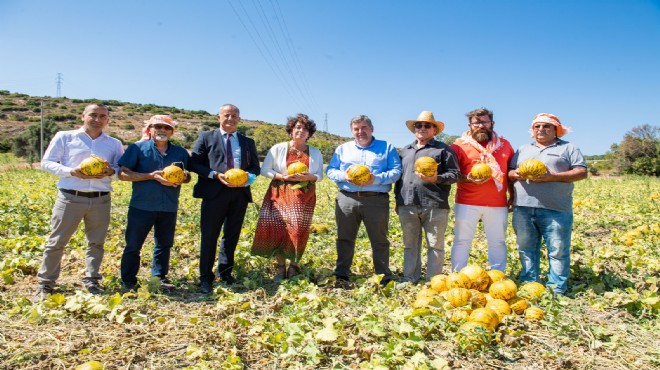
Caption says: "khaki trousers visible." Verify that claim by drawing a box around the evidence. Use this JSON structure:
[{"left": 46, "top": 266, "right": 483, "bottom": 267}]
[{"left": 37, "top": 190, "right": 111, "bottom": 288}]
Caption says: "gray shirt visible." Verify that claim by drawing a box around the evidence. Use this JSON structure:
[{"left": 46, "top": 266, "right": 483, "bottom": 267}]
[
  {"left": 394, "top": 138, "right": 460, "bottom": 209},
  {"left": 510, "top": 139, "right": 587, "bottom": 212}
]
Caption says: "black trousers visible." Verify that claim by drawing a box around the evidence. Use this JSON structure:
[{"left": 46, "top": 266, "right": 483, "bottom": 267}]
[{"left": 199, "top": 188, "right": 249, "bottom": 283}]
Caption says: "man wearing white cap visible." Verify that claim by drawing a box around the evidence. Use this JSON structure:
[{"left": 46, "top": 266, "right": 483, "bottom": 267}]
[
  {"left": 117, "top": 115, "right": 190, "bottom": 292},
  {"left": 395, "top": 111, "right": 460, "bottom": 284},
  {"left": 508, "top": 113, "right": 587, "bottom": 295}
]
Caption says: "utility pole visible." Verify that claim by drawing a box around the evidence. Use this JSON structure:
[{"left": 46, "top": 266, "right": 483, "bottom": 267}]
[
  {"left": 56, "top": 73, "right": 63, "bottom": 97},
  {"left": 40, "top": 100, "right": 44, "bottom": 160},
  {"left": 323, "top": 113, "right": 328, "bottom": 132}
]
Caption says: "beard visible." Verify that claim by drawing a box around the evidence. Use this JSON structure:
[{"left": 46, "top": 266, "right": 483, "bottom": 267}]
[{"left": 472, "top": 129, "right": 492, "bottom": 142}]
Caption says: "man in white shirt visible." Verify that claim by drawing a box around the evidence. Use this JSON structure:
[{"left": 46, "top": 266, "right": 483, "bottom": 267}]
[{"left": 36, "top": 103, "right": 124, "bottom": 300}]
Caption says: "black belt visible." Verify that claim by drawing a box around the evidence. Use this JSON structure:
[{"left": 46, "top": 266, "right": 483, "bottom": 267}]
[
  {"left": 340, "top": 190, "right": 387, "bottom": 197},
  {"left": 60, "top": 189, "right": 109, "bottom": 198}
]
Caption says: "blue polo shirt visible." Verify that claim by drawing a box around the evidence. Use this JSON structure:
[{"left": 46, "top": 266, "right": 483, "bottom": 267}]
[{"left": 118, "top": 140, "right": 190, "bottom": 213}]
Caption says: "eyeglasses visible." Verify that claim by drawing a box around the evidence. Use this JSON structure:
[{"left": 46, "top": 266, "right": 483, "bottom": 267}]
[
  {"left": 533, "top": 124, "right": 554, "bottom": 130},
  {"left": 152, "top": 124, "right": 173, "bottom": 130},
  {"left": 470, "top": 121, "right": 493, "bottom": 127},
  {"left": 414, "top": 122, "right": 434, "bottom": 129}
]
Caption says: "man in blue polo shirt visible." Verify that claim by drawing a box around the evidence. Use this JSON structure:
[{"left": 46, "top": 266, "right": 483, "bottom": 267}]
[
  {"left": 326, "top": 115, "right": 402, "bottom": 286},
  {"left": 118, "top": 115, "right": 190, "bottom": 291}
]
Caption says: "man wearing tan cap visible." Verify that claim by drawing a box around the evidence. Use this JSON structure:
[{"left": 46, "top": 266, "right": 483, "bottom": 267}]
[
  {"left": 394, "top": 111, "right": 460, "bottom": 284},
  {"left": 118, "top": 115, "right": 190, "bottom": 292}
]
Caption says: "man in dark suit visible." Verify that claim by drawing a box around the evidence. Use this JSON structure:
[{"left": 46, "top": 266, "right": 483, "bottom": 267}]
[{"left": 189, "top": 104, "right": 260, "bottom": 293}]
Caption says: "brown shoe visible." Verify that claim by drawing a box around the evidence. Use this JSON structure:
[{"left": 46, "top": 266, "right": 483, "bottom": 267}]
[
  {"left": 287, "top": 264, "right": 301, "bottom": 279},
  {"left": 275, "top": 264, "right": 286, "bottom": 282}
]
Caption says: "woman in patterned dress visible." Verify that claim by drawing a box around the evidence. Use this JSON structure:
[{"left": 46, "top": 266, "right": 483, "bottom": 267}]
[{"left": 251, "top": 114, "right": 324, "bottom": 280}]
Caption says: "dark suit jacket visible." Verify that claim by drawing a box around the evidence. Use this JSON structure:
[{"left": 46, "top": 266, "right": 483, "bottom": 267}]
[{"left": 189, "top": 129, "right": 260, "bottom": 202}]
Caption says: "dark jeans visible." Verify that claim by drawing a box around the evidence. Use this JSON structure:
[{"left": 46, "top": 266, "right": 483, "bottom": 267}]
[
  {"left": 334, "top": 191, "right": 392, "bottom": 279},
  {"left": 120, "top": 207, "right": 177, "bottom": 285},
  {"left": 199, "top": 188, "right": 249, "bottom": 283}
]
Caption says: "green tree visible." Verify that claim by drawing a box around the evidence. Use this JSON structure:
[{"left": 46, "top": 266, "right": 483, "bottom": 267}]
[
  {"left": 11, "top": 120, "right": 60, "bottom": 163},
  {"left": 252, "top": 124, "right": 289, "bottom": 158},
  {"left": 436, "top": 132, "right": 460, "bottom": 145},
  {"left": 612, "top": 124, "right": 659, "bottom": 176}
]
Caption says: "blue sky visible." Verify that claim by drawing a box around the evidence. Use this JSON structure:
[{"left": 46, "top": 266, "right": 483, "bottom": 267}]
[{"left": 1, "top": 0, "right": 659, "bottom": 155}]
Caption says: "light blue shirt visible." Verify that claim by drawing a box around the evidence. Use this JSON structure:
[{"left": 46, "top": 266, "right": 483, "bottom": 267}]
[
  {"left": 326, "top": 137, "right": 402, "bottom": 193},
  {"left": 221, "top": 128, "right": 241, "bottom": 169},
  {"left": 41, "top": 128, "right": 124, "bottom": 192}
]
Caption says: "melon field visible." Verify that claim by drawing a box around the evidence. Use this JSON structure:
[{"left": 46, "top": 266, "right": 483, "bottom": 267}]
[{"left": 0, "top": 169, "right": 658, "bottom": 369}]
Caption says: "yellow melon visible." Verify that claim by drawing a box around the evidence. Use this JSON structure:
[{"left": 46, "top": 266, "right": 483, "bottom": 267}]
[
  {"left": 80, "top": 155, "right": 107, "bottom": 176},
  {"left": 446, "top": 271, "right": 471, "bottom": 289},
  {"left": 469, "top": 163, "right": 492, "bottom": 180},
  {"left": 346, "top": 164, "right": 372, "bottom": 185},
  {"left": 286, "top": 161, "right": 308, "bottom": 175},
  {"left": 524, "top": 306, "right": 545, "bottom": 321},
  {"left": 445, "top": 287, "right": 471, "bottom": 308},
  {"left": 518, "top": 158, "right": 547, "bottom": 179},
  {"left": 414, "top": 156, "right": 438, "bottom": 177},
  {"left": 162, "top": 162, "right": 186, "bottom": 184},
  {"left": 468, "top": 307, "right": 500, "bottom": 330},
  {"left": 430, "top": 274, "right": 449, "bottom": 293},
  {"left": 489, "top": 279, "right": 518, "bottom": 301},
  {"left": 460, "top": 265, "right": 491, "bottom": 291},
  {"left": 507, "top": 296, "right": 530, "bottom": 315},
  {"left": 225, "top": 168, "right": 248, "bottom": 186},
  {"left": 485, "top": 299, "right": 512, "bottom": 321},
  {"left": 519, "top": 282, "right": 546, "bottom": 302}
]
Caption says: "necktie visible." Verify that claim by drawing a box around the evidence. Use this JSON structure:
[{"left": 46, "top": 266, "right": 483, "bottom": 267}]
[{"left": 226, "top": 134, "right": 234, "bottom": 169}]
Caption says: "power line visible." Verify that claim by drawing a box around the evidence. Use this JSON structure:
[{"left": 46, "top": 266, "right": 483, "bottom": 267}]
[{"left": 226, "top": 0, "right": 320, "bottom": 119}]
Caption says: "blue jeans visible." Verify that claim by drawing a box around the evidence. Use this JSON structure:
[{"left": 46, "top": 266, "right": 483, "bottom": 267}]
[
  {"left": 121, "top": 207, "right": 177, "bottom": 285},
  {"left": 512, "top": 206, "right": 573, "bottom": 294}
]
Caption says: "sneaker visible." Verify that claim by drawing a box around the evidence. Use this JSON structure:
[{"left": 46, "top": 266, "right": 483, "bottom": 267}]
[
  {"left": 86, "top": 284, "right": 104, "bottom": 295},
  {"left": 33, "top": 286, "right": 53, "bottom": 302},
  {"left": 200, "top": 281, "right": 213, "bottom": 294},
  {"left": 121, "top": 282, "right": 138, "bottom": 293},
  {"left": 157, "top": 277, "right": 175, "bottom": 290},
  {"left": 220, "top": 274, "right": 237, "bottom": 285}
]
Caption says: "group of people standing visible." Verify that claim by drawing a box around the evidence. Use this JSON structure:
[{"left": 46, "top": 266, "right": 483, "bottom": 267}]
[{"left": 34, "top": 103, "right": 586, "bottom": 300}]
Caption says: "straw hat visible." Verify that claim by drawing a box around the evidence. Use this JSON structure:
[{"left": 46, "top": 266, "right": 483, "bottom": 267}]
[{"left": 406, "top": 111, "right": 444, "bottom": 134}]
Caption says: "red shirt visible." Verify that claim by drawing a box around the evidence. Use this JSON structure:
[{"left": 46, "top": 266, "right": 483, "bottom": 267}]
[{"left": 451, "top": 137, "right": 514, "bottom": 207}]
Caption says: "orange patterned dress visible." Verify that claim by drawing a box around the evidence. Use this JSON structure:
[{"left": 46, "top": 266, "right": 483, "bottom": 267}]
[{"left": 251, "top": 147, "right": 316, "bottom": 262}]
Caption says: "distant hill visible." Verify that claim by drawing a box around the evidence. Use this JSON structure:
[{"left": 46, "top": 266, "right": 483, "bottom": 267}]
[{"left": 0, "top": 90, "right": 349, "bottom": 161}]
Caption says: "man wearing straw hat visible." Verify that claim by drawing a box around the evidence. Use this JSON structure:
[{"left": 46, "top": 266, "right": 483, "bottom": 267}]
[
  {"left": 450, "top": 107, "right": 514, "bottom": 272},
  {"left": 117, "top": 115, "right": 190, "bottom": 292},
  {"left": 394, "top": 111, "right": 460, "bottom": 284},
  {"left": 508, "top": 113, "right": 587, "bottom": 295}
]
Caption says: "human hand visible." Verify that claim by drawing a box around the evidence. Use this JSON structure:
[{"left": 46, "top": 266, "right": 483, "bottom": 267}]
[
  {"left": 416, "top": 171, "right": 437, "bottom": 182},
  {"left": 466, "top": 173, "right": 490, "bottom": 185}
]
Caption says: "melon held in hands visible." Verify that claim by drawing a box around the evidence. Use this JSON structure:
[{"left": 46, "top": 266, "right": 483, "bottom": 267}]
[
  {"left": 162, "top": 162, "right": 186, "bottom": 184},
  {"left": 80, "top": 155, "right": 108, "bottom": 176},
  {"left": 287, "top": 161, "right": 309, "bottom": 175},
  {"left": 414, "top": 156, "right": 438, "bottom": 177},
  {"left": 518, "top": 158, "right": 547, "bottom": 179},
  {"left": 469, "top": 163, "right": 492, "bottom": 180},
  {"left": 225, "top": 168, "right": 248, "bottom": 186},
  {"left": 346, "top": 164, "right": 372, "bottom": 185}
]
